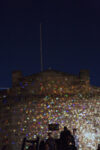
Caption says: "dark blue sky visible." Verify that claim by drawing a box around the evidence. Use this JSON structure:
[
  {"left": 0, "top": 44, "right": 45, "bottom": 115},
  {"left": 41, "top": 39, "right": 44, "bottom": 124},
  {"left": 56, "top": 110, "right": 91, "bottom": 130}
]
[{"left": 0, "top": 0, "right": 100, "bottom": 87}]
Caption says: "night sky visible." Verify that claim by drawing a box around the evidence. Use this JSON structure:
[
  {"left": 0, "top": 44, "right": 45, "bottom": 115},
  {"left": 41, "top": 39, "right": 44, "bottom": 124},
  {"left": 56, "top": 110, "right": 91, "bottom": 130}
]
[{"left": 0, "top": 0, "right": 100, "bottom": 87}]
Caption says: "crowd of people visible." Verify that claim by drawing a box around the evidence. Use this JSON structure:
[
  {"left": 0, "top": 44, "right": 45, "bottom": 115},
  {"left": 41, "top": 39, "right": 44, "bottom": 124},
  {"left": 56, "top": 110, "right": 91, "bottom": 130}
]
[
  {"left": 1, "top": 126, "right": 100, "bottom": 150},
  {"left": 25, "top": 127, "right": 100, "bottom": 150}
]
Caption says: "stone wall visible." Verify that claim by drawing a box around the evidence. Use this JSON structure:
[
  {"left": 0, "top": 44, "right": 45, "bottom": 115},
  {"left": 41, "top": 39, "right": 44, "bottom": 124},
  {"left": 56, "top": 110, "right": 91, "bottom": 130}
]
[{"left": 0, "top": 70, "right": 100, "bottom": 150}]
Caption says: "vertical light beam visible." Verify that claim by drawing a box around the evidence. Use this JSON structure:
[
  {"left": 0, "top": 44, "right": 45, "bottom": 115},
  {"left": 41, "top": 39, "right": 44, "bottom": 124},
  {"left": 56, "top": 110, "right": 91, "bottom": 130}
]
[{"left": 40, "top": 23, "right": 43, "bottom": 72}]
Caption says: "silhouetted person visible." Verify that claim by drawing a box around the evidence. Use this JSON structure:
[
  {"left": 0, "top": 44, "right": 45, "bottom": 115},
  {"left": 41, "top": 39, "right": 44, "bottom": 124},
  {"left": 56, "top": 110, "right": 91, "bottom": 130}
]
[
  {"left": 21, "top": 137, "right": 26, "bottom": 150},
  {"left": 60, "top": 126, "right": 71, "bottom": 150},
  {"left": 39, "top": 140, "right": 45, "bottom": 150},
  {"left": 55, "top": 139, "right": 60, "bottom": 150},
  {"left": 45, "top": 142, "right": 49, "bottom": 150},
  {"left": 97, "top": 144, "right": 100, "bottom": 150},
  {"left": 45, "top": 132, "right": 56, "bottom": 150},
  {"left": 36, "top": 136, "right": 39, "bottom": 150}
]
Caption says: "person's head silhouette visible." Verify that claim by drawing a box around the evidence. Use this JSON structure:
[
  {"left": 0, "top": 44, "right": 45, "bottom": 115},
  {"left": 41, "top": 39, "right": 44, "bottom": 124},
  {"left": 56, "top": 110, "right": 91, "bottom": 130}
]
[{"left": 64, "top": 126, "right": 68, "bottom": 131}]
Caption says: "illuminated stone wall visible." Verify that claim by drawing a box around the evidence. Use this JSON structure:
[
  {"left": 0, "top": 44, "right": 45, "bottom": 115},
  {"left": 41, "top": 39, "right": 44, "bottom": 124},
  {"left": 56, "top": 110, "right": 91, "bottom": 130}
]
[
  {"left": 0, "top": 70, "right": 100, "bottom": 150},
  {"left": 10, "top": 96, "right": 100, "bottom": 150}
]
